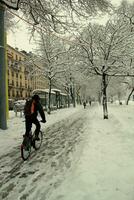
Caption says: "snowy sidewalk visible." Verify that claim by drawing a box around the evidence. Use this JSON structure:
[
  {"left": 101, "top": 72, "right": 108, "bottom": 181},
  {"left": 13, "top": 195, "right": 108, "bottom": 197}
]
[
  {"left": 48, "top": 104, "right": 134, "bottom": 200},
  {"left": 0, "top": 104, "right": 90, "bottom": 200},
  {"left": 1, "top": 104, "right": 134, "bottom": 200},
  {"left": 0, "top": 106, "right": 82, "bottom": 157}
]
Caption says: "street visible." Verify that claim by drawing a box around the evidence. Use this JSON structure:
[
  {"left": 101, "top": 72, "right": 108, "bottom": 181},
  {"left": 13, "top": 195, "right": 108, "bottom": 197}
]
[
  {"left": 0, "top": 104, "right": 134, "bottom": 200},
  {"left": 0, "top": 106, "right": 88, "bottom": 200},
  {"left": 1, "top": 0, "right": 134, "bottom": 199}
]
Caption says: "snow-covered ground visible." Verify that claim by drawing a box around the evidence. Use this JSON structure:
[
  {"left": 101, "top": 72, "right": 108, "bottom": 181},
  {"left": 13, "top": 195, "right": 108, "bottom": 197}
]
[
  {"left": 48, "top": 104, "right": 134, "bottom": 200},
  {"left": 0, "top": 106, "right": 81, "bottom": 157},
  {"left": 0, "top": 103, "right": 134, "bottom": 200}
]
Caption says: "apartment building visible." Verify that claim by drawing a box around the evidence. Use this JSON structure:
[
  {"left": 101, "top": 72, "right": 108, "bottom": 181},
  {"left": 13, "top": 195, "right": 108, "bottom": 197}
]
[
  {"left": 21, "top": 51, "right": 49, "bottom": 91},
  {"left": 7, "top": 45, "right": 48, "bottom": 100}
]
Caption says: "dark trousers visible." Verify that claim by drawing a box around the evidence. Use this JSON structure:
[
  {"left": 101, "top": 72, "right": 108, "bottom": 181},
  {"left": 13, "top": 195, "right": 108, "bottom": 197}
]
[{"left": 25, "top": 116, "right": 40, "bottom": 137}]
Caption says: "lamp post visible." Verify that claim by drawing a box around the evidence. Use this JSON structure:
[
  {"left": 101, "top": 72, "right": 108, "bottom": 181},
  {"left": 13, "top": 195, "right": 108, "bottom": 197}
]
[
  {"left": 0, "top": 4, "right": 6, "bottom": 129},
  {"left": 0, "top": 0, "right": 20, "bottom": 129}
]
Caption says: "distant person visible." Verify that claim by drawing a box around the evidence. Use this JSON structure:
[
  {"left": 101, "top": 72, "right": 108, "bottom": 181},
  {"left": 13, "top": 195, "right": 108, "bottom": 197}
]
[
  {"left": 83, "top": 102, "right": 86, "bottom": 109},
  {"left": 89, "top": 100, "right": 92, "bottom": 106},
  {"left": 24, "top": 94, "right": 46, "bottom": 140}
]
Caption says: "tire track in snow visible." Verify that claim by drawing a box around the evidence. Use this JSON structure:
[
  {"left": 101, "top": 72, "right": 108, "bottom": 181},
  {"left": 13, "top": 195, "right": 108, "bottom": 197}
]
[{"left": 0, "top": 109, "right": 87, "bottom": 200}]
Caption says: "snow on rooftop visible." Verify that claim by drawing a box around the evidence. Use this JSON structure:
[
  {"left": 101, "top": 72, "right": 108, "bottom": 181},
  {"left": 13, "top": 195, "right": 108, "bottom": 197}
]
[
  {"left": 32, "top": 88, "right": 67, "bottom": 95},
  {"left": 44, "top": 89, "right": 56, "bottom": 94},
  {"left": 60, "top": 92, "right": 67, "bottom": 96},
  {"left": 32, "top": 88, "right": 56, "bottom": 94},
  {"left": 52, "top": 88, "right": 61, "bottom": 92}
]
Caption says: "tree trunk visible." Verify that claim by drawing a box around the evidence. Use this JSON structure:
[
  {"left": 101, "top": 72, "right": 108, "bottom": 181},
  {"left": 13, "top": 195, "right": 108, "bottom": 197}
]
[
  {"left": 70, "top": 85, "right": 75, "bottom": 107},
  {"left": 73, "top": 83, "right": 76, "bottom": 107},
  {"left": 67, "top": 94, "right": 70, "bottom": 107},
  {"left": 98, "top": 91, "right": 102, "bottom": 105},
  {"left": 48, "top": 78, "right": 51, "bottom": 114},
  {"left": 77, "top": 94, "right": 81, "bottom": 104},
  {"left": 80, "top": 96, "right": 82, "bottom": 104},
  {"left": 102, "top": 73, "right": 108, "bottom": 119},
  {"left": 76, "top": 93, "right": 79, "bottom": 104},
  {"left": 126, "top": 88, "right": 134, "bottom": 105},
  {"left": 56, "top": 93, "right": 58, "bottom": 109},
  {"left": 66, "top": 88, "right": 70, "bottom": 108}
]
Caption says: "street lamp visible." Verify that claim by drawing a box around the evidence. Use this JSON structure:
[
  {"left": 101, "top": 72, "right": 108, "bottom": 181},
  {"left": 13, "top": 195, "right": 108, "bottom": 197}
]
[{"left": 0, "top": 0, "right": 20, "bottom": 129}]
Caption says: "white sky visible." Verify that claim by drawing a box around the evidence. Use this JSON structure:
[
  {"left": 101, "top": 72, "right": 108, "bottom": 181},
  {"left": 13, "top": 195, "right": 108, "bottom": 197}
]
[
  {"left": 7, "top": 22, "right": 36, "bottom": 52},
  {"left": 7, "top": 0, "right": 134, "bottom": 52}
]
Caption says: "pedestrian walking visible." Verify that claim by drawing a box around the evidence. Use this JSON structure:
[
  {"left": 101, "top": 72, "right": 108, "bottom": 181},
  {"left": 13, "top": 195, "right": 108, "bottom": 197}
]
[{"left": 83, "top": 102, "right": 86, "bottom": 109}]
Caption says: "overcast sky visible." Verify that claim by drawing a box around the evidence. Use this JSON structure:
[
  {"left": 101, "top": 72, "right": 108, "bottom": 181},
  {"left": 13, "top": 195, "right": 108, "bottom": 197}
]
[{"left": 7, "top": 0, "right": 134, "bottom": 52}]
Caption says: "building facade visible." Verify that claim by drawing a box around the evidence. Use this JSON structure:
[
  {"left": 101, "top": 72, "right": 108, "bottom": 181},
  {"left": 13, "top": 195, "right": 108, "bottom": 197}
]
[{"left": 7, "top": 45, "right": 48, "bottom": 100}]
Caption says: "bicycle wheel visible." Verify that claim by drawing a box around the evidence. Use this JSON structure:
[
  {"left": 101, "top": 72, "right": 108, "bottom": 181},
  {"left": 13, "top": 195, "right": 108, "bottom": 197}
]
[
  {"left": 21, "top": 136, "right": 31, "bottom": 161},
  {"left": 33, "top": 131, "right": 43, "bottom": 150}
]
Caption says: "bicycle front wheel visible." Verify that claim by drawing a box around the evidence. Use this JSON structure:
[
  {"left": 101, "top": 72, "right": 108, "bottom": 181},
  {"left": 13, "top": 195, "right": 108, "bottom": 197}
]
[
  {"left": 21, "top": 136, "right": 31, "bottom": 161},
  {"left": 33, "top": 131, "right": 43, "bottom": 150}
]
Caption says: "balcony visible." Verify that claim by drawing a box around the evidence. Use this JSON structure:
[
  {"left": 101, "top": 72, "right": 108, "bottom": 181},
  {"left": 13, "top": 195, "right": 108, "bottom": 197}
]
[
  {"left": 18, "top": 85, "right": 25, "bottom": 89},
  {"left": 8, "top": 83, "right": 13, "bottom": 87},
  {"left": 9, "top": 61, "right": 21, "bottom": 71}
]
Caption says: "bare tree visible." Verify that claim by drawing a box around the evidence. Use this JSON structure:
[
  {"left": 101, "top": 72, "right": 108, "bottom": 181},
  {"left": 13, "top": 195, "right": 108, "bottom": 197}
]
[
  {"left": 18, "top": 0, "right": 112, "bottom": 34},
  {"left": 71, "top": 15, "right": 134, "bottom": 118},
  {"left": 35, "top": 31, "right": 70, "bottom": 113},
  {"left": 123, "top": 77, "right": 134, "bottom": 105},
  {"left": 5, "top": 11, "right": 16, "bottom": 31},
  {"left": 107, "top": 77, "right": 125, "bottom": 104}
]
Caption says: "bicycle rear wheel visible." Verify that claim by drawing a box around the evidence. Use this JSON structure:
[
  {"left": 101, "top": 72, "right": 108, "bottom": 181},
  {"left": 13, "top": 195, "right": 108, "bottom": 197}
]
[
  {"left": 33, "top": 131, "right": 43, "bottom": 150},
  {"left": 21, "top": 136, "right": 31, "bottom": 161}
]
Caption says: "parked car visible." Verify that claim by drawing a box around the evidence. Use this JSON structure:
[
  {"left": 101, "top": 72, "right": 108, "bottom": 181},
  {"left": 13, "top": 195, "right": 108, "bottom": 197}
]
[{"left": 13, "top": 100, "right": 26, "bottom": 112}]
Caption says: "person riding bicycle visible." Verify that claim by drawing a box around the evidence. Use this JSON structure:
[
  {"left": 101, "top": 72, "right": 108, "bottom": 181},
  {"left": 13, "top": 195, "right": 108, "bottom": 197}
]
[{"left": 24, "top": 94, "right": 46, "bottom": 140}]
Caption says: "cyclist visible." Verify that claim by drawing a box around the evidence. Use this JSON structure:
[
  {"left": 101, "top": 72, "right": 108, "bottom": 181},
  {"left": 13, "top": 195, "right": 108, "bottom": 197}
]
[{"left": 24, "top": 94, "right": 46, "bottom": 140}]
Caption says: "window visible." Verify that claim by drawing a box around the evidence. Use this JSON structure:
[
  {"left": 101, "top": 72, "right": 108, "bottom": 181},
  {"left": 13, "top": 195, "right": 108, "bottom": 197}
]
[
  {"left": 16, "top": 73, "right": 18, "bottom": 78},
  {"left": 8, "top": 90, "right": 10, "bottom": 97},
  {"left": 12, "top": 80, "right": 14, "bottom": 85},
  {"left": 16, "top": 91, "right": 19, "bottom": 97},
  {"left": 12, "top": 71, "right": 14, "bottom": 77},
  {"left": 12, "top": 90, "right": 14, "bottom": 97}
]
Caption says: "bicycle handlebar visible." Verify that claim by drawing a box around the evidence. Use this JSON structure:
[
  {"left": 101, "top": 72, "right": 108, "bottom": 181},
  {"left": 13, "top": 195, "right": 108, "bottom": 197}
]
[{"left": 40, "top": 120, "right": 46, "bottom": 123}]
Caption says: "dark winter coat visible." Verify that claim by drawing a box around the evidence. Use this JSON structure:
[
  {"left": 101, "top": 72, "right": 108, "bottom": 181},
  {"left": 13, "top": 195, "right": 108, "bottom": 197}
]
[{"left": 24, "top": 99, "right": 46, "bottom": 122}]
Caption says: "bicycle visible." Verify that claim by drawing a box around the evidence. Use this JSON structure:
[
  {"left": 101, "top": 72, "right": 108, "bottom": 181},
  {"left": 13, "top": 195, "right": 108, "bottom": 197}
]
[{"left": 21, "top": 130, "right": 43, "bottom": 161}]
